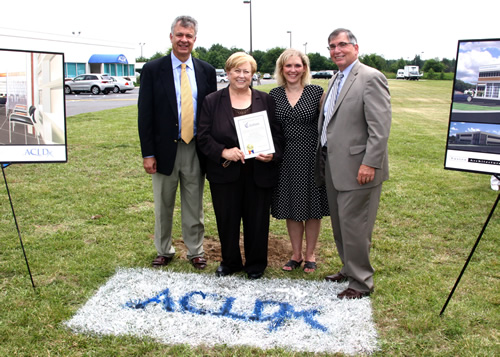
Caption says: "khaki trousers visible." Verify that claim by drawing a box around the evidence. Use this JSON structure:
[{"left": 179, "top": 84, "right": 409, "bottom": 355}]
[{"left": 152, "top": 141, "right": 205, "bottom": 260}]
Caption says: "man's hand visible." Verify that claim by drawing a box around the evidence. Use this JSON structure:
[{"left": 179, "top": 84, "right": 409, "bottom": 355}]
[
  {"left": 143, "top": 157, "right": 157, "bottom": 174},
  {"left": 357, "top": 164, "right": 375, "bottom": 185}
]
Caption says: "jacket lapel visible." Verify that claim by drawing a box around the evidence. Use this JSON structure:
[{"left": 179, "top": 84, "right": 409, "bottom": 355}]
[
  {"left": 161, "top": 55, "right": 178, "bottom": 118},
  {"left": 220, "top": 87, "right": 236, "bottom": 131},
  {"left": 334, "top": 61, "right": 360, "bottom": 111}
]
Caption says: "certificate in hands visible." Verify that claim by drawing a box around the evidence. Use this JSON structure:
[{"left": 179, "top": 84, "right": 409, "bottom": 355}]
[{"left": 233, "top": 110, "right": 275, "bottom": 159}]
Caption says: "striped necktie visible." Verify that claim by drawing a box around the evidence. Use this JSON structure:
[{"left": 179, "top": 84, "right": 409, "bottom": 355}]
[
  {"left": 320, "top": 73, "right": 344, "bottom": 147},
  {"left": 180, "top": 63, "right": 194, "bottom": 144}
]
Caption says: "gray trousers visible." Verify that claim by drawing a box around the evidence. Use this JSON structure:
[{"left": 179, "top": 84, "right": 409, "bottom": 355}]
[
  {"left": 152, "top": 141, "right": 205, "bottom": 260},
  {"left": 325, "top": 158, "right": 382, "bottom": 293}
]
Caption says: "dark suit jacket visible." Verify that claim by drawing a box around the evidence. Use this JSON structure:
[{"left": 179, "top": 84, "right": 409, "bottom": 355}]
[
  {"left": 197, "top": 87, "right": 285, "bottom": 188},
  {"left": 315, "top": 61, "right": 391, "bottom": 191},
  {"left": 138, "top": 54, "right": 217, "bottom": 175}
]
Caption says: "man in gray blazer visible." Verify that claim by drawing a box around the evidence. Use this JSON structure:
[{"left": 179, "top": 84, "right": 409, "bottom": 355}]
[{"left": 315, "top": 28, "right": 391, "bottom": 299}]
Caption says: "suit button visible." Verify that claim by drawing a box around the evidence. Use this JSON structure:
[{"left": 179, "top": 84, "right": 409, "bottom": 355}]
[{"left": 174, "top": 139, "right": 178, "bottom": 143}]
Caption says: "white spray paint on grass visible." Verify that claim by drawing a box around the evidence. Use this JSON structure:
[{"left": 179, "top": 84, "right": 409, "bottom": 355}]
[{"left": 65, "top": 268, "right": 378, "bottom": 355}]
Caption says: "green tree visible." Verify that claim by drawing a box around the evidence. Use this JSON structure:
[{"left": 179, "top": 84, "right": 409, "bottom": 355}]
[
  {"left": 412, "top": 54, "right": 424, "bottom": 68},
  {"left": 423, "top": 59, "right": 445, "bottom": 73},
  {"left": 393, "top": 58, "right": 406, "bottom": 72},
  {"left": 252, "top": 50, "right": 266, "bottom": 73},
  {"left": 441, "top": 58, "right": 456, "bottom": 73},
  {"left": 205, "top": 52, "right": 226, "bottom": 69},
  {"left": 195, "top": 46, "right": 208, "bottom": 61},
  {"left": 454, "top": 79, "right": 475, "bottom": 92},
  {"left": 308, "top": 52, "right": 337, "bottom": 71},
  {"left": 259, "top": 47, "right": 286, "bottom": 74},
  {"left": 359, "top": 54, "right": 386, "bottom": 71},
  {"left": 149, "top": 51, "right": 167, "bottom": 61}
]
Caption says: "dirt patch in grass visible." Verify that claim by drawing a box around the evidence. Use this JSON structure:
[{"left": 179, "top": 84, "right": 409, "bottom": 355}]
[{"left": 173, "top": 234, "right": 305, "bottom": 268}]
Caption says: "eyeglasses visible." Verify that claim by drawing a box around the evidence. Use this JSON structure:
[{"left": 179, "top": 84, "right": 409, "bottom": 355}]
[{"left": 327, "top": 42, "right": 355, "bottom": 51}]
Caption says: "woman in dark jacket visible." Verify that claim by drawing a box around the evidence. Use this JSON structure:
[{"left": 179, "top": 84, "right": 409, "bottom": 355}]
[{"left": 198, "top": 52, "right": 284, "bottom": 279}]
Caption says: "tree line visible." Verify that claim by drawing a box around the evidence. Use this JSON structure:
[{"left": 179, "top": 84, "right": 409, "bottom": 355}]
[{"left": 137, "top": 44, "right": 456, "bottom": 76}]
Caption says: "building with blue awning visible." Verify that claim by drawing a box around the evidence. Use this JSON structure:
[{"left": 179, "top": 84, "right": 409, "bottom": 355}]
[
  {"left": 0, "top": 28, "right": 137, "bottom": 79},
  {"left": 88, "top": 54, "right": 133, "bottom": 77}
]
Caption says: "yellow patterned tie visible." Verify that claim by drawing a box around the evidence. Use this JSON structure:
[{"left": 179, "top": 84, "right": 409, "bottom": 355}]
[{"left": 181, "top": 63, "right": 194, "bottom": 143}]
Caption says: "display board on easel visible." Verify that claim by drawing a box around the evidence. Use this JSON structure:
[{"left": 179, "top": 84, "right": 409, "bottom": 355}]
[
  {"left": 444, "top": 38, "right": 500, "bottom": 175},
  {"left": 1, "top": 48, "right": 67, "bottom": 288},
  {"left": 441, "top": 38, "right": 500, "bottom": 314}
]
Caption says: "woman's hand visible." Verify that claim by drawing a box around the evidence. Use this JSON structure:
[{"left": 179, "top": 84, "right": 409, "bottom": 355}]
[
  {"left": 255, "top": 153, "right": 273, "bottom": 163},
  {"left": 222, "top": 147, "right": 246, "bottom": 164}
]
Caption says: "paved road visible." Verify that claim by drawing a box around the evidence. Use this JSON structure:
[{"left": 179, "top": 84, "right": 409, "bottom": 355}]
[
  {"left": 65, "top": 80, "right": 276, "bottom": 116},
  {"left": 65, "top": 89, "right": 139, "bottom": 116}
]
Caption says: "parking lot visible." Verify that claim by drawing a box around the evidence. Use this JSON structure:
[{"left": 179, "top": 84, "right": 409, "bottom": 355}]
[
  {"left": 65, "top": 80, "right": 275, "bottom": 116},
  {"left": 65, "top": 90, "right": 139, "bottom": 116}
]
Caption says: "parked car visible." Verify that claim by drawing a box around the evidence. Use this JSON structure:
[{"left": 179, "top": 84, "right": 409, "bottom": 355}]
[
  {"left": 111, "top": 76, "right": 135, "bottom": 93},
  {"left": 64, "top": 74, "right": 114, "bottom": 95},
  {"left": 453, "top": 91, "right": 473, "bottom": 103},
  {"left": 216, "top": 73, "right": 228, "bottom": 83},
  {"left": 312, "top": 70, "right": 334, "bottom": 79},
  {"left": 263, "top": 73, "right": 272, "bottom": 79},
  {"left": 396, "top": 69, "right": 405, "bottom": 79}
]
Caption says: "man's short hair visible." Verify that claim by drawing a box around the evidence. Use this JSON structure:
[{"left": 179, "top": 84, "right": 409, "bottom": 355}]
[
  {"left": 328, "top": 28, "right": 357, "bottom": 45},
  {"left": 171, "top": 15, "right": 198, "bottom": 36}
]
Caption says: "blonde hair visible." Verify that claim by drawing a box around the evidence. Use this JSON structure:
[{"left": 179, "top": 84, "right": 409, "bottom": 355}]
[
  {"left": 225, "top": 52, "right": 257, "bottom": 74},
  {"left": 274, "top": 48, "right": 311, "bottom": 87}
]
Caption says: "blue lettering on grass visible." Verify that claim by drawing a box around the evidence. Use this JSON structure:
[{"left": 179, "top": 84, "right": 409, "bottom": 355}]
[{"left": 124, "top": 288, "right": 327, "bottom": 332}]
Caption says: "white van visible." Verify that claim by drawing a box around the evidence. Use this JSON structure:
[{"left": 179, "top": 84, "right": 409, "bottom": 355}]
[{"left": 396, "top": 69, "right": 404, "bottom": 79}]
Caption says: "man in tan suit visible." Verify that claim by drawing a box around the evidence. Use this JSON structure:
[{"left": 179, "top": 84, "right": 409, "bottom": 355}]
[{"left": 315, "top": 28, "right": 391, "bottom": 299}]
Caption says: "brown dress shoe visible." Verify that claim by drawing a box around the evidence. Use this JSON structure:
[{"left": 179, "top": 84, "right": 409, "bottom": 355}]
[
  {"left": 152, "top": 255, "right": 172, "bottom": 267},
  {"left": 325, "top": 272, "right": 348, "bottom": 283},
  {"left": 337, "top": 288, "right": 370, "bottom": 299},
  {"left": 191, "top": 257, "right": 207, "bottom": 270}
]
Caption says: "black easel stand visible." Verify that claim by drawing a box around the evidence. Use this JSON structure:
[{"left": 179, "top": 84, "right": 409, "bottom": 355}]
[
  {"left": 1, "top": 164, "right": 35, "bottom": 289},
  {"left": 440, "top": 187, "right": 499, "bottom": 316}
]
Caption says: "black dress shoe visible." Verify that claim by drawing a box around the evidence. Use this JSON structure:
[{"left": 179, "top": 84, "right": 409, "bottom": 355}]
[
  {"left": 215, "top": 265, "right": 233, "bottom": 277},
  {"left": 191, "top": 257, "right": 207, "bottom": 270},
  {"left": 337, "top": 288, "right": 371, "bottom": 299},
  {"left": 325, "top": 272, "right": 348, "bottom": 283},
  {"left": 247, "top": 271, "right": 264, "bottom": 280},
  {"left": 152, "top": 255, "right": 172, "bottom": 267}
]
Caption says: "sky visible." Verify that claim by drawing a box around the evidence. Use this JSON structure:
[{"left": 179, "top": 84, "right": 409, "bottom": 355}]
[
  {"left": 2, "top": 0, "right": 500, "bottom": 62},
  {"left": 456, "top": 41, "right": 500, "bottom": 84},
  {"left": 450, "top": 122, "right": 500, "bottom": 136}
]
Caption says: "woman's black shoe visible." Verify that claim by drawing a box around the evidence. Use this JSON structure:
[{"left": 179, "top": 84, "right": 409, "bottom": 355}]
[
  {"left": 247, "top": 272, "right": 264, "bottom": 280},
  {"left": 215, "top": 265, "right": 233, "bottom": 277}
]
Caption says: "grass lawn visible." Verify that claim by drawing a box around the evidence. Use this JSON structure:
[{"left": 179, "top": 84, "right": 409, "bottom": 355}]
[{"left": 0, "top": 79, "right": 498, "bottom": 356}]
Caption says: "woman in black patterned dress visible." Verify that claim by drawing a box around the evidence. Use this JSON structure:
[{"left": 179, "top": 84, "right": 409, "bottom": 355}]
[{"left": 270, "top": 49, "right": 329, "bottom": 273}]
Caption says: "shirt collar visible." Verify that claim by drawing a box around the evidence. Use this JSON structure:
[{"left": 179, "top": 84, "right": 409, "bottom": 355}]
[
  {"left": 171, "top": 52, "right": 194, "bottom": 70},
  {"left": 339, "top": 59, "right": 358, "bottom": 79}
]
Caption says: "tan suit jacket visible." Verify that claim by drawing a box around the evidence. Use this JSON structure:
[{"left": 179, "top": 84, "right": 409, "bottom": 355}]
[{"left": 315, "top": 61, "right": 391, "bottom": 191}]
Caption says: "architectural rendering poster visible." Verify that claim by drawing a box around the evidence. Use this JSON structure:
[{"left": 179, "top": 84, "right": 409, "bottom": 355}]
[
  {"left": 0, "top": 48, "right": 67, "bottom": 163},
  {"left": 445, "top": 39, "right": 500, "bottom": 175}
]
